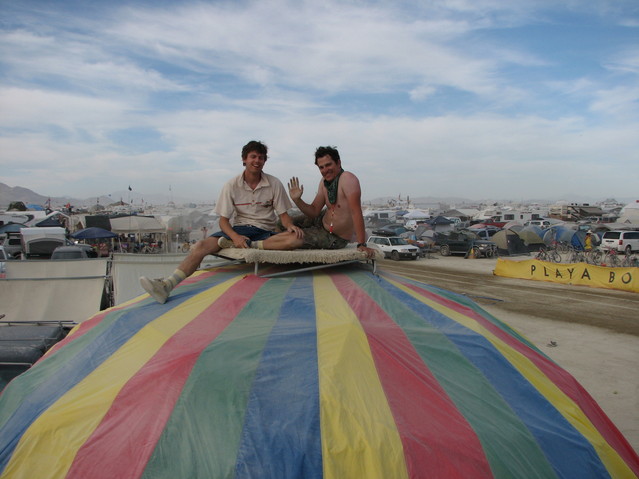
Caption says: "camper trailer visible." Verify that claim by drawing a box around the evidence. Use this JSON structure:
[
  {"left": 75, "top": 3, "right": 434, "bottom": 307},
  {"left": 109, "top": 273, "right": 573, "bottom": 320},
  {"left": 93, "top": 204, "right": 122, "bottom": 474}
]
[
  {"left": 20, "top": 227, "right": 67, "bottom": 258},
  {"left": 364, "top": 210, "right": 397, "bottom": 227}
]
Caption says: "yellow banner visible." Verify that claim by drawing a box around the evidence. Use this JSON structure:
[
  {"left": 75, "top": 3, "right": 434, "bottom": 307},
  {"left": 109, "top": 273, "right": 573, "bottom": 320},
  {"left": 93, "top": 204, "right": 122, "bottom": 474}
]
[{"left": 494, "top": 259, "right": 639, "bottom": 293}]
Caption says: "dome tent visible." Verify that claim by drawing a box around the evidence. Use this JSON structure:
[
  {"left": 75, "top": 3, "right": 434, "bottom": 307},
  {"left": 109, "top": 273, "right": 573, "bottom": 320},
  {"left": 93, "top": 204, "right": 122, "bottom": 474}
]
[{"left": 0, "top": 263, "right": 637, "bottom": 478}]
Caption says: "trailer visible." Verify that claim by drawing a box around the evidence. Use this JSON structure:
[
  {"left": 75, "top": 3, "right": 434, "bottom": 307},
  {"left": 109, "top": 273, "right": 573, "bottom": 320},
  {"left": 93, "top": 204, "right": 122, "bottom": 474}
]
[{"left": 20, "top": 227, "right": 67, "bottom": 258}]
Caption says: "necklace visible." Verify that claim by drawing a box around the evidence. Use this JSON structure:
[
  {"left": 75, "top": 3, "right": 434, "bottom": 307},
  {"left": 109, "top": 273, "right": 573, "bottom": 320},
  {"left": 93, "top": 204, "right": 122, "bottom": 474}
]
[{"left": 324, "top": 169, "right": 343, "bottom": 234}]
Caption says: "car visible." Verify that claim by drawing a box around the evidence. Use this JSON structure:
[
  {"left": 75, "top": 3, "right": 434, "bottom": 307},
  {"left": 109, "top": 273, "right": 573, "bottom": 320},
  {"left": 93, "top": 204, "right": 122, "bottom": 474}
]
[
  {"left": 1, "top": 234, "right": 23, "bottom": 258},
  {"left": 434, "top": 230, "right": 498, "bottom": 257},
  {"left": 367, "top": 235, "right": 420, "bottom": 260},
  {"left": 371, "top": 223, "right": 409, "bottom": 237},
  {"left": 600, "top": 230, "right": 639, "bottom": 255},
  {"left": 0, "top": 245, "right": 8, "bottom": 276},
  {"left": 524, "top": 219, "right": 552, "bottom": 229},
  {"left": 50, "top": 244, "right": 96, "bottom": 260}
]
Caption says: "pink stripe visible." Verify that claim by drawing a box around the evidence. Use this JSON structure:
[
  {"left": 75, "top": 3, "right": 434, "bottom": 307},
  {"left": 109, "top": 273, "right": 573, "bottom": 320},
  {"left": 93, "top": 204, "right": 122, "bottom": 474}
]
[
  {"left": 331, "top": 273, "right": 493, "bottom": 478},
  {"left": 66, "top": 274, "right": 265, "bottom": 479}
]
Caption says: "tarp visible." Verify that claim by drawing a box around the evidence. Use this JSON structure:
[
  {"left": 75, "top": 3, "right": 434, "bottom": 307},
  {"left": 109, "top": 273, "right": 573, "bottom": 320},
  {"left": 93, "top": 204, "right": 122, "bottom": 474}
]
[
  {"left": 110, "top": 253, "right": 225, "bottom": 305},
  {"left": 70, "top": 227, "right": 117, "bottom": 240},
  {"left": 1, "top": 259, "right": 109, "bottom": 324},
  {"left": 0, "top": 263, "right": 637, "bottom": 478}
]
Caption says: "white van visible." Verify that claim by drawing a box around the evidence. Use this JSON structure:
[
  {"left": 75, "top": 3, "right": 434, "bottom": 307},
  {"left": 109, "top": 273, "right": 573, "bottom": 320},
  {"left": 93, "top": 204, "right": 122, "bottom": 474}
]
[{"left": 600, "top": 230, "right": 639, "bottom": 254}]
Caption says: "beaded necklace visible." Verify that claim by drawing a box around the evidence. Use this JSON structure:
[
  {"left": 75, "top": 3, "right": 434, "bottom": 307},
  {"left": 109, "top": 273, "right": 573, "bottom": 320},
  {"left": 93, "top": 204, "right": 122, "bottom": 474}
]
[{"left": 324, "top": 168, "right": 344, "bottom": 234}]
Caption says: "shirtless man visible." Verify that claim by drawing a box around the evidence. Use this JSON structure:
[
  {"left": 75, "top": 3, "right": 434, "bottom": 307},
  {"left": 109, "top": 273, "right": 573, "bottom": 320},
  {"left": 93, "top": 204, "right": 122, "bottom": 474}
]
[
  {"left": 140, "top": 140, "right": 302, "bottom": 303},
  {"left": 286, "top": 146, "right": 376, "bottom": 258}
]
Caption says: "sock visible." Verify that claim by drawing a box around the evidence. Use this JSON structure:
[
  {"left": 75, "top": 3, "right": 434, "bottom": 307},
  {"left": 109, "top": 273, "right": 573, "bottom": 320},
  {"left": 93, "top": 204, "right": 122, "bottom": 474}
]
[
  {"left": 165, "top": 269, "right": 187, "bottom": 289},
  {"left": 250, "top": 240, "right": 264, "bottom": 250}
]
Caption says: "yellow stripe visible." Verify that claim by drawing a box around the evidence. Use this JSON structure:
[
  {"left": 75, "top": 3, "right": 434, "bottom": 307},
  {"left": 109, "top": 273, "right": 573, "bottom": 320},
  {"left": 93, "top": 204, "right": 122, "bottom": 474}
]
[
  {"left": 314, "top": 275, "right": 408, "bottom": 479},
  {"left": 1, "top": 275, "right": 243, "bottom": 479},
  {"left": 386, "top": 277, "right": 634, "bottom": 479}
]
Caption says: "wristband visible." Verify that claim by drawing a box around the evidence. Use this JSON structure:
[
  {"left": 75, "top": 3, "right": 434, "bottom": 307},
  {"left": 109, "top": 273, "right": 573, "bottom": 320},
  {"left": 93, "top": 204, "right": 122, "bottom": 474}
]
[{"left": 357, "top": 242, "right": 367, "bottom": 248}]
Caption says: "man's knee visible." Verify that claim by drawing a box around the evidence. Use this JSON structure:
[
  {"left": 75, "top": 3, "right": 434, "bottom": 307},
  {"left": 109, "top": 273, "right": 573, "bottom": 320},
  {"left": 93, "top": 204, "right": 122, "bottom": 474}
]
[{"left": 192, "top": 237, "right": 219, "bottom": 256}]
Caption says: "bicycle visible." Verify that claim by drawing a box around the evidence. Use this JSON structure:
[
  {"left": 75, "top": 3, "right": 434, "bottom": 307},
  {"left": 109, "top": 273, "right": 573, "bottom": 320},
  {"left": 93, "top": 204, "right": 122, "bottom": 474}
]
[
  {"left": 602, "top": 248, "right": 621, "bottom": 267},
  {"left": 622, "top": 253, "right": 639, "bottom": 268},
  {"left": 585, "top": 248, "right": 603, "bottom": 265},
  {"left": 550, "top": 240, "right": 570, "bottom": 255},
  {"left": 535, "top": 246, "right": 561, "bottom": 263}
]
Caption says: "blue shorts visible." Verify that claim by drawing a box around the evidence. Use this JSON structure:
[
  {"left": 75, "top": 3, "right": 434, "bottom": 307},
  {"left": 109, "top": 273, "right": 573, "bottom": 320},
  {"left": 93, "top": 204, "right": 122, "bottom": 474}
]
[{"left": 210, "top": 225, "right": 275, "bottom": 241}]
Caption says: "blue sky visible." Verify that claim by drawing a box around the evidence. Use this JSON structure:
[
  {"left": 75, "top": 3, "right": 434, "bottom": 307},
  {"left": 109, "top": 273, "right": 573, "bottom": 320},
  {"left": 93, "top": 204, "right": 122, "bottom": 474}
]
[{"left": 1, "top": 0, "right": 638, "bottom": 204}]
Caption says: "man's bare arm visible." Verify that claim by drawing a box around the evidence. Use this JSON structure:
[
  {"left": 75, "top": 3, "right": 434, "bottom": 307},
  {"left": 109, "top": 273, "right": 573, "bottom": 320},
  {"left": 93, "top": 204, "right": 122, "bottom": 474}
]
[
  {"left": 278, "top": 212, "right": 304, "bottom": 239},
  {"left": 288, "top": 177, "right": 325, "bottom": 218},
  {"left": 343, "top": 174, "right": 376, "bottom": 258}
]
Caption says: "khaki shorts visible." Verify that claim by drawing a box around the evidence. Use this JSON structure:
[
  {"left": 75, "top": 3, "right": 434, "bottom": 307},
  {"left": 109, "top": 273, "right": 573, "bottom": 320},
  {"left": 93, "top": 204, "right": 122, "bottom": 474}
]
[{"left": 288, "top": 213, "right": 349, "bottom": 250}]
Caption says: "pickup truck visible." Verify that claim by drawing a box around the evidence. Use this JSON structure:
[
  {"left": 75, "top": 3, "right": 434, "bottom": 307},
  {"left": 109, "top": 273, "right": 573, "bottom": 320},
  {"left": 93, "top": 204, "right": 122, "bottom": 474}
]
[{"left": 434, "top": 230, "right": 498, "bottom": 258}]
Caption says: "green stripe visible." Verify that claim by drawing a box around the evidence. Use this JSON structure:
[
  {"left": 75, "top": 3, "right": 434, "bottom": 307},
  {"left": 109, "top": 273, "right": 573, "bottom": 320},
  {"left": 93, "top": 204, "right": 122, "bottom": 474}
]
[
  {"left": 352, "top": 272, "right": 558, "bottom": 478},
  {"left": 141, "top": 277, "right": 294, "bottom": 479}
]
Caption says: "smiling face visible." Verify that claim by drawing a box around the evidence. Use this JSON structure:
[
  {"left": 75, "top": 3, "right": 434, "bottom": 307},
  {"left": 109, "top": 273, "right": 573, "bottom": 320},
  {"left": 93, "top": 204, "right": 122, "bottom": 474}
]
[
  {"left": 316, "top": 154, "right": 341, "bottom": 182},
  {"left": 243, "top": 150, "right": 267, "bottom": 174}
]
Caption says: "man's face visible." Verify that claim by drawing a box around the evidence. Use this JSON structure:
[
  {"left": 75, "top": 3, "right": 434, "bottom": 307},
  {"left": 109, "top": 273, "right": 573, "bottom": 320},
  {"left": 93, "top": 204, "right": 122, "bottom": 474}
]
[
  {"left": 243, "top": 151, "right": 267, "bottom": 172},
  {"left": 316, "top": 155, "right": 340, "bottom": 181}
]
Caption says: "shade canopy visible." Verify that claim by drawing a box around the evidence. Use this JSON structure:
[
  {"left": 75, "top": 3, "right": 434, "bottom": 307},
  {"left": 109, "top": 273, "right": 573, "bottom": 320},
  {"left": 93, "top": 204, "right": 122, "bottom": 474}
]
[
  {"left": 0, "top": 223, "right": 27, "bottom": 234},
  {"left": 109, "top": 215, "right": 165, "bottom": 234},
  {"left": 0, "top": 263, "right": 637, "bottom": 478},
  {"left": 70, "top": 227, "right": 118, "bottom": 240}
]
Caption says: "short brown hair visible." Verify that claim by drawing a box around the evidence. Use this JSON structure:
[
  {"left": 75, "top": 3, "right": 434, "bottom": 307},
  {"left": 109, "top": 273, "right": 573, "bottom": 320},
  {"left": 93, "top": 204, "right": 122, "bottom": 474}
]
[{"left": 242, "top": 140, "right": 268, "bottom": 161}]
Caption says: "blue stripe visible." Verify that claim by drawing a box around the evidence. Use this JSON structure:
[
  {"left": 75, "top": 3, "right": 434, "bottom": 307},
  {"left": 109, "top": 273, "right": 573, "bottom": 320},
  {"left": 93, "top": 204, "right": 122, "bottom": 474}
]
[
  {"left": 234, "top": 274, "right": 322, "bottom": 479},
  {"left": 375, "top": 274, "right": 610, "bottom": 479},
  {"left": 0, "top": 267, "right": 245, "bottom": 472}
]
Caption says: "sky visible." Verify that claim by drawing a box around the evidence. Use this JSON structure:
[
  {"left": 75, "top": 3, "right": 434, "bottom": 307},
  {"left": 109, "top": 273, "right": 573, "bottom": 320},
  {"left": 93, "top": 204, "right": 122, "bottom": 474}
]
[{"left": 1, "top": 0, "right": 638, "bottom": 205}]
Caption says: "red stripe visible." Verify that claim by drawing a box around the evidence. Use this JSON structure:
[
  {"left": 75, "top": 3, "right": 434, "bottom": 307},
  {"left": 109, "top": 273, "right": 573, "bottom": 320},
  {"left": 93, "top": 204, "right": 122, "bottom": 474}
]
[
  {"left": 394, "top": 276, "right": 639, "bottom": 475},
  {"left": 331, "top": 273, "right": 493, "bottom": 478},
  {"left": 66, "top": 274, "right": 266, "bottom": 479}
]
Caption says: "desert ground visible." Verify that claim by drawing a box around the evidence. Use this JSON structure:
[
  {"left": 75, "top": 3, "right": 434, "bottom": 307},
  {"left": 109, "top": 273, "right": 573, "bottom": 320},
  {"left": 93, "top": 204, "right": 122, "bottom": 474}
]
[{"left": 377, "top": 254, "right": 639, "bottom": 453}]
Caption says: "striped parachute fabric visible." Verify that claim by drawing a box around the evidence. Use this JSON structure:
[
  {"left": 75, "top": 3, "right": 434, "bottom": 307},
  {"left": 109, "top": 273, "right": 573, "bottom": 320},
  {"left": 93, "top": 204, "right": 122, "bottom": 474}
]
[{"left": 0, "top": 263, "right": 637, "bottom": 478}]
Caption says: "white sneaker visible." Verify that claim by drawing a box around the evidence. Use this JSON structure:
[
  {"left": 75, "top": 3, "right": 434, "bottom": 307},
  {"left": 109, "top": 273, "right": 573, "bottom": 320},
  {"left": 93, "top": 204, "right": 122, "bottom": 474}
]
[
  {"left": 140, "top": 276, "right": 171, "bottom": 304},
  {"left": 217, "top": 237, "right": 234, "bottom": 249}
]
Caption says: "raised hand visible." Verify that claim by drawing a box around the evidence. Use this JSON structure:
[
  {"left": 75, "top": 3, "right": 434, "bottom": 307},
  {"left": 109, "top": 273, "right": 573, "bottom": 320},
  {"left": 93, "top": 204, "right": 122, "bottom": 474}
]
[{"left": 288, "top": 177, "right": 304, "bottom": 202}]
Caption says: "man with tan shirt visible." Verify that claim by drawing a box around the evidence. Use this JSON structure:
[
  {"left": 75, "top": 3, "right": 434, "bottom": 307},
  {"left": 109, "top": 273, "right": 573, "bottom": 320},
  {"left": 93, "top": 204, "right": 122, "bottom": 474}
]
[{"left": 140, "top": 140, "right": 302, "bottom": 303}]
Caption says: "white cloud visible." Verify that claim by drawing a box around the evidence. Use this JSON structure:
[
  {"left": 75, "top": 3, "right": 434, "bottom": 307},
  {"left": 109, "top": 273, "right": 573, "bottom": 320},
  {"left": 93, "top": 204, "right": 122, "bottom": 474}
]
[{"left": 1, "top": 0, "right": 638, "bottom": 203}]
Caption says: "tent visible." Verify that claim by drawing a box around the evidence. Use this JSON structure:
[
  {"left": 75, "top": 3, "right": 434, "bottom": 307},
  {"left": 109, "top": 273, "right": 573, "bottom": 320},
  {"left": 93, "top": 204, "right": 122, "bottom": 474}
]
[
  {"left": 70, "top": 227, "right": 118, "bottom": 240},
  {"left": 109, "top": 215, "right": 166, "bottom": 235},
  {"left": 514, "top": 225, "right": 545, "bottom": 251},
  {"left": 492, "top": 229, "right": 529, "bottom": 255},
  {"left": 0, "top": 223, "right": 27, "bottom": 234},
  {"left": 0, "top": 263, "right": 637, "bottom": 478},
  {"left": 543, "top": 225, "right": 588, "bottom": 250},
  {"left": 401, "top": 210, "right": 430, "bottom": 220}
]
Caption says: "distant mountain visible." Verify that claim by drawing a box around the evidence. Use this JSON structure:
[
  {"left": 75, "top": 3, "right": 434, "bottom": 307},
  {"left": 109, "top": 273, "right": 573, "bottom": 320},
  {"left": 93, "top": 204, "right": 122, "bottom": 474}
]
[
  {"left": 0, "top": 183, "right": 204, "bottom": 210},
  {"left": 0, "top": 182, "right": 87, "bottom": 209}
]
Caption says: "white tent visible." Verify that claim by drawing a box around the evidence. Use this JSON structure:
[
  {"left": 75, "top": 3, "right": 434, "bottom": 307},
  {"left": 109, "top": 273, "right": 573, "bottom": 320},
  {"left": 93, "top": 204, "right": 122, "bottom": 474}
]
[
  {"left": 402, "top": 210, "right": 431, "bottom": 219},
  {"left": 618, "top": 200, "right": 639, "bottom": 223},
  {"left": 109, "top": 216, "right": 166, "bottom": 234}
]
